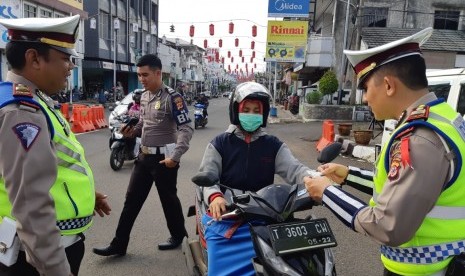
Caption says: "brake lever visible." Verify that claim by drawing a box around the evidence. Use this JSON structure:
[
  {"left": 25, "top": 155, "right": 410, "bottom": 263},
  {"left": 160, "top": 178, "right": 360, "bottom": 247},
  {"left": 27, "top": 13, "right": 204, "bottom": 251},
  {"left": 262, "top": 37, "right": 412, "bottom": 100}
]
[{"left": 206, "top": 209, "right": 240, "bottom": 226}]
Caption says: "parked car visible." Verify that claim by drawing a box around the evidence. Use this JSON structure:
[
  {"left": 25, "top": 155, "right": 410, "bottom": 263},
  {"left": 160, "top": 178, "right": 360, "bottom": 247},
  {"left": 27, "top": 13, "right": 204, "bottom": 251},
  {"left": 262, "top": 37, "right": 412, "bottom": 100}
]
[{"left": 222, "top": 91, "right": 232, "bottom": 98}]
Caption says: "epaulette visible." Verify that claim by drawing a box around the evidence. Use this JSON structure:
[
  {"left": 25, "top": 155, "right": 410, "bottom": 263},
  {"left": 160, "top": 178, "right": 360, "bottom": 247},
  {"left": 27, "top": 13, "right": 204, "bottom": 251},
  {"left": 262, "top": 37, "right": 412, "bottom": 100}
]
[
  {"left": 406, "top": 104, "right": 429, "bottom": 122},
  {"left": 165, "top": 87, "right": 177, "bottom": 95},
  {"left": 13, "top": 83, "right": 33, "bottom": 98},
  {"left": 394, "top": 126, "right": 415, "bottom": 139},
  {"left": 12, "top": 83, "right": 40, "bottom": 110},
  {"left": 19, "top": 100, "right": 41, "bottom": 110}
]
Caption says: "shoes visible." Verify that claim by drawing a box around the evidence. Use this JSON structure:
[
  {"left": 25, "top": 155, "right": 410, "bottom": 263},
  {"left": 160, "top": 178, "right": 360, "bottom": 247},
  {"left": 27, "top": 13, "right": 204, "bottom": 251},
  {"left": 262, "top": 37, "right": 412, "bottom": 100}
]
[
  {"left": 158, "top": 237, "right": 184, "bottom": 250},
  {"left": 92, "top": 243, "right": 127, "bottom": 257}
]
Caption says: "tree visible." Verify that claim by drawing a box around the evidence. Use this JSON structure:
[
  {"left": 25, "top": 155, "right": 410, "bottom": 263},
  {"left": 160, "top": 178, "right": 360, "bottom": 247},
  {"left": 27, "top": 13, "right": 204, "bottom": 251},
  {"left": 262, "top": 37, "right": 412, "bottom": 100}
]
[{"left": 318, "top": 70, "right": 338, "bottom": 104}]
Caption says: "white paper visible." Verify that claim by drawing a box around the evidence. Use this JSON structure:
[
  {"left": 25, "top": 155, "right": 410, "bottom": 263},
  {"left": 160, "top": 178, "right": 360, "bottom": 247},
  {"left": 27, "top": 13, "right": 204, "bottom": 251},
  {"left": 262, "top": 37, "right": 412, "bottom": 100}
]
[{"left": 165, "top": 143, "right": 176, "bottom": 157}]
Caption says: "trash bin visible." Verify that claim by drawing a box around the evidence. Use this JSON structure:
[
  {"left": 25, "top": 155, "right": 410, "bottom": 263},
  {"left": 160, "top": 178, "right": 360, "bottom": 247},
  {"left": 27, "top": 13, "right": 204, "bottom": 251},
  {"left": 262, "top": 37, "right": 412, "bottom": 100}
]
[{"left": 270, "top": 107, "right": 277, "bottom": 117}]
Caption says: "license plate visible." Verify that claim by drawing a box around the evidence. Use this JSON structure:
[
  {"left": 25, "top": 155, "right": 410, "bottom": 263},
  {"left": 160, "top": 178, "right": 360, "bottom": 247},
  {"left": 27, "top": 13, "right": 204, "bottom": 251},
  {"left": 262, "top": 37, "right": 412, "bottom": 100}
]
[{"left": 269, "top": 218, "right": 337, "bottom": 255}]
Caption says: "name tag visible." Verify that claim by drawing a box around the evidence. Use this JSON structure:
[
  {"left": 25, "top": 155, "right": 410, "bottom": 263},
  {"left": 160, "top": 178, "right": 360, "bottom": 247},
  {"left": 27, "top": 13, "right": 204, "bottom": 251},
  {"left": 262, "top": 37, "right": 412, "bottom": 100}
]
[{"left": 452, "top": 115, "right": 465, "bottom": 141}]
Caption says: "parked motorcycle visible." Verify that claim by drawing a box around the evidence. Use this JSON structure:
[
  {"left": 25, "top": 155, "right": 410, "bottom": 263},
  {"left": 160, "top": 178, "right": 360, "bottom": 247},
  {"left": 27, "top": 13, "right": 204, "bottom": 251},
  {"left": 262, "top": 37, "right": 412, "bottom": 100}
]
[
  {"left": 109, "top": 115, "right": 140, "bottom": 171},
  {"left": 193, "top": 103, "right": 208, "bottom": 129},
  {"left": 183, "top": 143, "right": 342, "bottom": 276}
]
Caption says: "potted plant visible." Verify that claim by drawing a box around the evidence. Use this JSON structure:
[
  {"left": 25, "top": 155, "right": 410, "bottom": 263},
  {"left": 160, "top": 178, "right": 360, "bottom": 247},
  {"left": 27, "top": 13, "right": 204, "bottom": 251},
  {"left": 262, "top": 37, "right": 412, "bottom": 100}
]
[
  {"left": 337, "top": 123, "right": 352, "bottom": 136},
  {"left": 353, "top": 129, "right": 373, "bottom": 145},
  {"left": 306, "top": 91, "right": 323, "bottom": 104}
]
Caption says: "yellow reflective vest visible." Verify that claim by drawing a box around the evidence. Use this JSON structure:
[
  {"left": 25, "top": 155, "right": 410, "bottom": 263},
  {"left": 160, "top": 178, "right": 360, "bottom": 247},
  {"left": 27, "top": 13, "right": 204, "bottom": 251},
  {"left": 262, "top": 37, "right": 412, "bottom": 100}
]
[
  {"left": 0, "top": 91, "right": 95, "bottom": 235},
  {"left": 372, "top": 101, "right": 465, "bottom": 275}
]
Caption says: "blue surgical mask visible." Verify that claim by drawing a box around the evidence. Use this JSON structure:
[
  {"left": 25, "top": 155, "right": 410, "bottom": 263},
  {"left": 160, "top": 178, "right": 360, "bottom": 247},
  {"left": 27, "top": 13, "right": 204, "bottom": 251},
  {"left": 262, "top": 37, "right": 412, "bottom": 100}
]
[{"left": 239, "top": 113, "right": 263, "bottom": 132}]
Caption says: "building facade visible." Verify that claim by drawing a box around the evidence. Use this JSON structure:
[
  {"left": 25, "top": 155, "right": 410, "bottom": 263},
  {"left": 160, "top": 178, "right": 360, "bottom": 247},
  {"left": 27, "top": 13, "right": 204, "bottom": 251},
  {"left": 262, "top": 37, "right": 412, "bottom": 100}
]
[
  {"left": 0, "top": 0, "right": 87, "bottom": 88},
  {"left": 312, "top": 0, "right": 465, "bottom": 94},
  {"left": 82, "top": 0, "right": 158, "bottom": 99}
]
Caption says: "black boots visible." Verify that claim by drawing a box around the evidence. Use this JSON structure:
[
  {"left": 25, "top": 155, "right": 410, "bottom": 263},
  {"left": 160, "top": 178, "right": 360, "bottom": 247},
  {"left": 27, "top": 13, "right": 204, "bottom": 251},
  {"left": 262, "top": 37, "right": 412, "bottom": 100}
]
[{"left": 93, "top": 239, "right": 127, "bottom": 256}]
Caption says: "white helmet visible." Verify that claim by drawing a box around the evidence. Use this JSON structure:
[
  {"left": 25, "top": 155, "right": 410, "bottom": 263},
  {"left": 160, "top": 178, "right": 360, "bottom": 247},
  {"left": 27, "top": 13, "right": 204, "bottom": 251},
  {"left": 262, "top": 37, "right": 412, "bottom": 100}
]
[{"left": 229, "top": 82, "right": 271, "bottom": 127}]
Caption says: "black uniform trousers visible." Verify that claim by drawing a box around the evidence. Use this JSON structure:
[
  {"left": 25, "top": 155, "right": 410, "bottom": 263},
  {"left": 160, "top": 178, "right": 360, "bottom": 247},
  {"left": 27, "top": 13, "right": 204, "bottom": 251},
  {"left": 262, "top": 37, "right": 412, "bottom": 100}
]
[
  {"left": 112, "top": 152, "right": 187, "bottom": 248},
  {"left": 0, "top": 239, "right": 84, "bottom": 276}
]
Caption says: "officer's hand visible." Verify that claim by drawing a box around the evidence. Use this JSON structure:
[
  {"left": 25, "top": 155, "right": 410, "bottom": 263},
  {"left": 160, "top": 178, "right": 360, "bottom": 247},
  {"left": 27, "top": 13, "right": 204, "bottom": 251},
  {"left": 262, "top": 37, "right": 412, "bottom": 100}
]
[
  {"left": 209, "top": 196, "right": 227, "bottom": 220},
  {"left": 305, "top": 176, "right": 333, "bottom": 203},
  {"left": 120, "top": 125, "right": 134, "bottom": 138},
  {"left": 159, "top": 158, "right": 178, "bottom": 168},
  {"left": 94, "top": 192, "right": 111, "bottom": 217},
  {"left": 317, "top": 163, "right": 349, "bottom": 184}
]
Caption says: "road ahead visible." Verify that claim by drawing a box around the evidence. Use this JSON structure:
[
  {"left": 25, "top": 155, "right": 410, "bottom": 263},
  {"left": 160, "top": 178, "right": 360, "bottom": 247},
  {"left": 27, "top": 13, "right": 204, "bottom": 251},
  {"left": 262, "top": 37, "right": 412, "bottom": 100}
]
[{"left": 77, "top": 97, "right": 383, "bottom": 276}]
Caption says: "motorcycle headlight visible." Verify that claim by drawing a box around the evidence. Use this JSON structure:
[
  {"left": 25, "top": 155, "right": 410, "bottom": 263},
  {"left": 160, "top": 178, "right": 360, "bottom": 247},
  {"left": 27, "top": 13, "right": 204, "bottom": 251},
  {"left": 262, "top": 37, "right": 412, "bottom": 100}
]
[{"left": 254, "top": 236, "right": 301, "bottom": 276}]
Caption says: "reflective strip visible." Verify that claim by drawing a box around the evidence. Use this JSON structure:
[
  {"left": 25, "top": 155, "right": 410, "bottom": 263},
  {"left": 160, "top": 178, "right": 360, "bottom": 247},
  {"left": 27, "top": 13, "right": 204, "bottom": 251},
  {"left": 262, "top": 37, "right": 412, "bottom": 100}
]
[
  {"left": 347, "top": 166, "right": 374, "bottom": 189},
  {"left": 55, "top": 143, "right": 81, "bottom": 161},
  {"left": 381, "top": 240, "right": 465, "bottom": 264},
  {"left": 346, "top": 174, "right": 374, "bottom": 189},
  {"left": 428, "top": 112, "right": 450, "bottom": 124},
  {"left": 57, "top": 158, "right": 87, "bottom": 175},
  {"left": 373, "top": 191, "right": 378, "bottom": 203},
  {"left": 426, "top": 206, "right": 465, "bottom": 219},
  {"left": 56, "top": 216, "right": 92, "bottom": 231}
]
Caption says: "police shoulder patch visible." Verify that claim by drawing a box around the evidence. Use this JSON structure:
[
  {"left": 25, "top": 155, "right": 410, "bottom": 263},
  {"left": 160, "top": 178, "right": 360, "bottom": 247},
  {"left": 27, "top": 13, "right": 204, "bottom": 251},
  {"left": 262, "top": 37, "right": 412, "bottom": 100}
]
[
  {"left": 388, "top": 141, "right": 402, "bottom": 181},
  {"left": 12, "top": 123, "right": 41, "bottom": 151}
]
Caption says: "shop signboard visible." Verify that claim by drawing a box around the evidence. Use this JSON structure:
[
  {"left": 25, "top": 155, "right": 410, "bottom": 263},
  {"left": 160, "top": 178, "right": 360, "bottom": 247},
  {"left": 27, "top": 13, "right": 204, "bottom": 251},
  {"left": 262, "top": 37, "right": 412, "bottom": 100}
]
[
  {"left": 265, "top": 20, "right": 308, "bottom": 63},
  {"left": 268, "top": 0, "right": 310, "bottom": 18},
  {"left": 0, "top": 0, "right": 20, "bottom": 49}
]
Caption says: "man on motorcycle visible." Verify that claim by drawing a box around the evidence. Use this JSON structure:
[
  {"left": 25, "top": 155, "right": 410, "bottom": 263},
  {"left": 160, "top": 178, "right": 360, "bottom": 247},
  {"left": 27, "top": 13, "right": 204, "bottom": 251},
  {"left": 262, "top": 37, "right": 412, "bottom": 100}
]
[
  {"left": 197, "top": 82, "right": 316, "bottom": 275},
  {"left": 197, "top": 92, "right": 209, "bottom": 117},
  {"left": 127, "top": 89, "right": 142, "bottom": 118}
]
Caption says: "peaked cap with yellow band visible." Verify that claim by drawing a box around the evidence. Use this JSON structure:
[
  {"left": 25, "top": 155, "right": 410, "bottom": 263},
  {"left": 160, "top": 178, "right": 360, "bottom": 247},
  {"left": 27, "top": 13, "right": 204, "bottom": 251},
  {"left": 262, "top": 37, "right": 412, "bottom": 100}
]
[
  {"left": 0, "top": 14, "right": 80, "bottom": 57},
  {"left": 344, "top": 27, "right": 433, "bottom": 88}
]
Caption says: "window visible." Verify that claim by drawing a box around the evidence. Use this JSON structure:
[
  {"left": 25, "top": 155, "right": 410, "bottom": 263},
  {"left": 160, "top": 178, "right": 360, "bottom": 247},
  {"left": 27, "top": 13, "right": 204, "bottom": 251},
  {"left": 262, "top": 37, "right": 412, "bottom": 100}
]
[
  {"left": 24, "top": 3, "right": 37, "bottom": 17},
  {"left": 429, "top": 83, "right": 451, "bottom": 101},
  {"left": 99, "top": 11, "right": 110, "bottom": 40},
  {"left": 434, "top": 10, "right": 460, "bottom": 30},
  {"left": 39, "top": 8, "right": 52, "bottom": 18},
  {"left": 117, "top": 20, "right": 126, "bottom": 44},
  {"left": 143, "top": 1, "right": 149, "bottom": 17},
  {"left": 54, "top": 12, "right": 65, "bottom": 18},
  {"left": 458, "top": 84, "right": 465, "bottom": 116},
  {"left": 362, "top": 7, "right": 388, "bottom": 27},
  {"left": 151, "top": 3, "right": 157, "bottom": 21}
]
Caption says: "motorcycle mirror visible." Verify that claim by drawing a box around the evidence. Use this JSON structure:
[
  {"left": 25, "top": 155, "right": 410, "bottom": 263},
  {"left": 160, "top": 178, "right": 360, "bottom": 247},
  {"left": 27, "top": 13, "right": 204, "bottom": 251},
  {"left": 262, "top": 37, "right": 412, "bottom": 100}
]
[
  {"left": 191, "top": 171, "right": 220, "bottom": 187},
  {"left": 317, "top": 142, "right": 342, "bottom": 164},
  {"left": 108, "top": 106, "right": 114, "bottom": 111}
]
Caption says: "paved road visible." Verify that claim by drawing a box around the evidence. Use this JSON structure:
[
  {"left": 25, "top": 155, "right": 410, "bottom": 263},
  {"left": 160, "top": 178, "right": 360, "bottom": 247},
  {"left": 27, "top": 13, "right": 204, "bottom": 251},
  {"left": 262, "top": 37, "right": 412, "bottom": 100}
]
[{"left": 76, "top": 97, "right": 383, "bottom": 276}]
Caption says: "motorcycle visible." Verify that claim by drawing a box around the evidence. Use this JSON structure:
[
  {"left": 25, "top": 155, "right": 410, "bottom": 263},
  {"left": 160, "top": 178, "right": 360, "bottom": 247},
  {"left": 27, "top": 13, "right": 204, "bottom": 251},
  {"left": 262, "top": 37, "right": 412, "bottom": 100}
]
[
  {"left": 109, "top": 115, "right": 141, "bottom": 171},
  {"left": 183, "top": 143, "right": 342, "bottom": 276},
  {"left": 194, "top": 103, "right": 208, "bottom": 129}
]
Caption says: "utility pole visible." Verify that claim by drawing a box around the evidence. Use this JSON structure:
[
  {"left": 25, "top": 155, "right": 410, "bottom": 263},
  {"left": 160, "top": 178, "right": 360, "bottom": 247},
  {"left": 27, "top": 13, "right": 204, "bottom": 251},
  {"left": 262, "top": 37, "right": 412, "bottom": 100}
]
[
  {"left": 337, "top": 0, "right": 351, "bottom": 105},
  {"left": 350, "top": 0, "right": 364, "bottom": 105}
]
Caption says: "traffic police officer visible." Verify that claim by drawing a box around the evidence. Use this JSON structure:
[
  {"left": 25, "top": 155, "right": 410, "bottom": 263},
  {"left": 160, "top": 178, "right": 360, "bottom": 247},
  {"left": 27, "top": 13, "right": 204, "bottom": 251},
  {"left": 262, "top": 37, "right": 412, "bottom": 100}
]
[
  {"left": 305, "top": 28, "right": 465, "bottom": 276},
  {"left": 0, "top": 15, "right": 111, "bottom": 275},
  {"left": 93, "top": 54, "right": 193, "bottom": 256}
]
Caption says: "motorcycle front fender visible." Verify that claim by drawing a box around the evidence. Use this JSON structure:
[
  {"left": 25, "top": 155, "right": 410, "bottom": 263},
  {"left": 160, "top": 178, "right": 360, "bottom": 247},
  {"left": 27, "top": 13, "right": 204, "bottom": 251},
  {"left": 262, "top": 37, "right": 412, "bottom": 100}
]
[{"left": 111, "top": 141, "right": 124, "bottom": 149}]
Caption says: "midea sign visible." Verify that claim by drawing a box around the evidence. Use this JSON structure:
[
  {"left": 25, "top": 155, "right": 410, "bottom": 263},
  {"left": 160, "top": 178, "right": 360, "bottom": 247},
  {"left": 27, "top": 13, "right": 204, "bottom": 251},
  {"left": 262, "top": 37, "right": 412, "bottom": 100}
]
[{"left": 268, "top": 0, "right": 310, "bottom": 18}]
